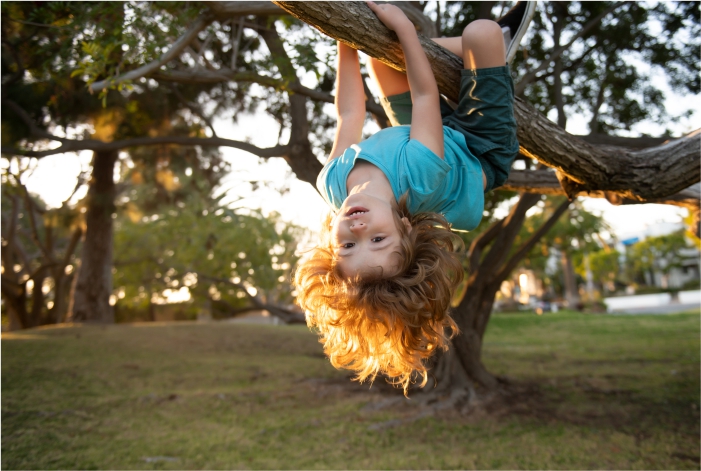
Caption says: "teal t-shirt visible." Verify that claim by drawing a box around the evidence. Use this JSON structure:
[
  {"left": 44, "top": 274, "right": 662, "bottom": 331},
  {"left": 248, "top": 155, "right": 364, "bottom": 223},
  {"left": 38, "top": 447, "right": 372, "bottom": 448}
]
[{"left": 316, "top": 125, "right": 484, "bottom": 232}]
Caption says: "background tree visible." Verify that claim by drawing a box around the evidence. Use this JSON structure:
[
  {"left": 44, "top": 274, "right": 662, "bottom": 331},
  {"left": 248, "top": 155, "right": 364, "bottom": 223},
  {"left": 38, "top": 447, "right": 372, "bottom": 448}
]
[
  {"left": 2, "top": 1, "right": 699, "bottom": 408},
  {"left": 113, "top": 187, "right": 306, "bottom": 323},
  {"left": 523, "top": 198, "right": 608, "bottom": 306},
  {"left": 1, "top": 159, "right": 83, "bottom": 329},
  {"left": 577, "top": 248, "right": 621, "bottom": 295}
]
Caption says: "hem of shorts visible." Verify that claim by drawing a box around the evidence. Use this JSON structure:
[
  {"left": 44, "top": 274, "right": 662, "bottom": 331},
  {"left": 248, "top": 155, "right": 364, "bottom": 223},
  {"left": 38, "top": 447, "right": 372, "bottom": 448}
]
[
  {"left": 383, "top": 91, "right": 412, "bottom": 103},
  {"left": 461, "top": 65, "right": 510, "bottom": 77}
]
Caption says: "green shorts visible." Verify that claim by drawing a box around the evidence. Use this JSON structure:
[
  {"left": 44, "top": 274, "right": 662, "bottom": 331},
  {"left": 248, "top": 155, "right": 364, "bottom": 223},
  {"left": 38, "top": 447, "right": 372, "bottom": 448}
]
[{"left": 379, "top": 65, "right": 519, "bottom": 192}]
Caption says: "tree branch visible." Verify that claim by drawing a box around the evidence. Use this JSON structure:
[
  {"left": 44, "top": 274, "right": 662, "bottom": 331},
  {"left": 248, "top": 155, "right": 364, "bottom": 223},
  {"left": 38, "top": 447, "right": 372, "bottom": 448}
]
[
  {"left": 61, "top": 227, "right": 83, "bottom": 271},
  {"left": 467, "top": 218, "right": 504, "bottom": 273},
  {"left": 208, "top": 1, "right": 285, "bottom": 18},
  {"left": 152, "top": 68, "right": 388, "bottom": 118},
  {"left": 494, "top": 198, "right": 571, "bottom": 282},
  {"left": 17, "top": 181, "right": 55, "bottom": 264},
  {"left": 3, "top": 99, "right": 70, "bottom": 143},
  {"left": 166, "top": 83, "right": 218, "bottom": 137},
  {"left": 502, "top": 166, "right": 701, "bottom": 211},
  {"left": 476, "top": 193, "right": 542, "bottom": 278},
  {"left": 88, "top": 13, "right": 214, "bottom": 93},
  {"left": 197, "top": 273, "right": 305, "bottom": 323},
  {"left": 2, "top": 135, "right": 290, "bottom": 159},
  {"left": 514, "top": 1, "right": 631, "bottom": 95},
  {"left": 208, "top": 0, "right": 437, "bottom": 36}
]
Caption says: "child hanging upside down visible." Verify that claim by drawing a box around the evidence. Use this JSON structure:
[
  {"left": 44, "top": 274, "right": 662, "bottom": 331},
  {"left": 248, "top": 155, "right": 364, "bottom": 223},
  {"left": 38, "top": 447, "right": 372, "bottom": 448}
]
[{"left": 294, "top": 1, "right": 535, "bottom": 393}]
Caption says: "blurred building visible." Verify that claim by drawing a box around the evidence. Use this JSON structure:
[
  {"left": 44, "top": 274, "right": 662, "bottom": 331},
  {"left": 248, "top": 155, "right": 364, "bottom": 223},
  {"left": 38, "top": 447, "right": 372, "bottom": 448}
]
[{"left": 616, "top": 221, "right": 700, "bottom": 289}]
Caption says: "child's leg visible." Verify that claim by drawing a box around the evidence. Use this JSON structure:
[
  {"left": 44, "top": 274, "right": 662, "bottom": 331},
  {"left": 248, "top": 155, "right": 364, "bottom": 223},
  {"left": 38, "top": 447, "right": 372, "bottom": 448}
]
[
  {"left": 460, "top": 20, "right": 505, "bottom": 69},
  {"left": 433, "top": 22, "right": 505, "bottom": 68},
  {"left": 369, "top": 23, "right": 504, "bottom": 96},
  {"left": 368, "top": 58, "right": 409, "bottom": 97},
  {"left": 369, "top": 22, "right": 505, "bottom": 129},
  {"left": 443, "top": 19, "right": 517, "bottom": 192},
  {"left": 431, "top": 37, "right": 462, "bottom": 57},
  {"left": 368, "top": 58, "right": 412, "bottom": 126}
]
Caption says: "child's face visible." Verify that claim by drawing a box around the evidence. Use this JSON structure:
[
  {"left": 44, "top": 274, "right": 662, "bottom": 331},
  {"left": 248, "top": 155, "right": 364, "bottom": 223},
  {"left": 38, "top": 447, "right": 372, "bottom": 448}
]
[{"left": 331, "top": 193, "right": 411, "bottom": 279}]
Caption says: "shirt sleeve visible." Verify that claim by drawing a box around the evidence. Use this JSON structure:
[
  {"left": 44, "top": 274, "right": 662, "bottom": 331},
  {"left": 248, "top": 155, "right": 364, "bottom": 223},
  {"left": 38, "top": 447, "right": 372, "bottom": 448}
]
[{"left": 402, "top": 139, "right": 452, "bottom": 196}]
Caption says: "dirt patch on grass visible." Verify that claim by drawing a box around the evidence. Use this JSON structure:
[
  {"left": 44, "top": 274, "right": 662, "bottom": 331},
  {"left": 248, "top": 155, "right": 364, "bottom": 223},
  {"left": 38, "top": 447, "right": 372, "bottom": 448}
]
[{"left": 303, "top": 371, "right": 700, "bottom": 442}]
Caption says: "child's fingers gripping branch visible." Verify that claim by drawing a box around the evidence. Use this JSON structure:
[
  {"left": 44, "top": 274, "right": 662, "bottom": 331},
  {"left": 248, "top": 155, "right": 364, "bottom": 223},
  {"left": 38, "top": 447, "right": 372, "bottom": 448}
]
[{"left": 366, "top": 1, "right": 413, "bottom": 33}]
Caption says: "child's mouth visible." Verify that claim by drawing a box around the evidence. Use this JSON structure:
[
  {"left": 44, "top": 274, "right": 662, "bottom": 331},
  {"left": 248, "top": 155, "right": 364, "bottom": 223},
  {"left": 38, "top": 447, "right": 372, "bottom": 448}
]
[{"left": 346, "top": 206, "right": 369, "bottom": 217}]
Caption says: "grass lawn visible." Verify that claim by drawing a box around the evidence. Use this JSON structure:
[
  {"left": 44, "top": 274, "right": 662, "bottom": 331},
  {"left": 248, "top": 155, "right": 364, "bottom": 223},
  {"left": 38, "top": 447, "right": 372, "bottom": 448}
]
[{"left": 2, "top": 311, "right": 699, "bottom": 470}]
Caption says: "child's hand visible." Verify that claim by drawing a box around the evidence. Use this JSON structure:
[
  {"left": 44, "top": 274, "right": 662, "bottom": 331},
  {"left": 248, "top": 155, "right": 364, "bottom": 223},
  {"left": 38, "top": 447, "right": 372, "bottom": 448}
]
[{"left": 367, "top": 1, "right": 414, "bottom": 34}]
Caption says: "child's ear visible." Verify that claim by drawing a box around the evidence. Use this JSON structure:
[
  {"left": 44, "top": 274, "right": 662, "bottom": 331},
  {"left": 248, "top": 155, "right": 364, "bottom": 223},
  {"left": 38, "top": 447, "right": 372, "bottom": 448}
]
[{"left": 401, "top": 217, "right": 412, "bottom": 233}]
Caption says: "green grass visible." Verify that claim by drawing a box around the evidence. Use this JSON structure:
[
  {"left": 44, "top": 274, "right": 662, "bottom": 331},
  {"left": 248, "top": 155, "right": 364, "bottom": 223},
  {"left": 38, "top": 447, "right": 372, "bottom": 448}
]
[{"left": 2, "top": 311, "right": 699, "bottom": 470}]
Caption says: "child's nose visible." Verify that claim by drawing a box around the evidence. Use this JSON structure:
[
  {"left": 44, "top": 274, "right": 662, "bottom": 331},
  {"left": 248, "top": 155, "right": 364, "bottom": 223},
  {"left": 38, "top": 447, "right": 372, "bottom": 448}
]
[{"left": 349, "top": 222, "right": 366, "bottom": 233}]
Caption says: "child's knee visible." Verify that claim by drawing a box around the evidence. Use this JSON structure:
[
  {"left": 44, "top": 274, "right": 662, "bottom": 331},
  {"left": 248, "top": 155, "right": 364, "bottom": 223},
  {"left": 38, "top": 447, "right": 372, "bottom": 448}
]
[{"left": 461, "top": 19, "right": 502, "bottom": 45}]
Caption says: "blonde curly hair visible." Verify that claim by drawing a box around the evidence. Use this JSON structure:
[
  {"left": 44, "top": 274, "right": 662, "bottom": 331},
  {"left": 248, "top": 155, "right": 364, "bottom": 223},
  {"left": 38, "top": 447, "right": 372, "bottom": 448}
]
[{"left": 294, "top": 196, "right": 465, "bottom": 393}]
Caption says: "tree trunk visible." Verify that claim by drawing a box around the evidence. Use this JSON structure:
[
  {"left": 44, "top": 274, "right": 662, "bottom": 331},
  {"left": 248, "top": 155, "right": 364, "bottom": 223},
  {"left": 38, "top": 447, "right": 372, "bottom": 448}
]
[
  {"left": 255, "top": 18, "right": 322, "bottom": 186},
  {"left": 1, "top": 194, "right": 29, "bottom": 330},
  {"left": 68, "top": 151, "right": 118, "bottom": 323},
  {"left": 28, "top": 268, "right": 48, "bottom": 327},
  {"left": 1, "top": 279, "right": 27, "bottom": 331},
  {"left": 419, "top": 195, "right": 570, "bottom": 403},
  {"left": 561, "top": 251, "right": 580, "bottom": 308},
  {"left": 477, "top": 2, "right": 497, "bottom": 20}
]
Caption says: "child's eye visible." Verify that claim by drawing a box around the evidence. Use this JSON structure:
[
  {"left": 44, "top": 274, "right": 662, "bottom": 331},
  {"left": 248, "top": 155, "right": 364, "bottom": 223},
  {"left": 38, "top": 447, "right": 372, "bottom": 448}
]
[
  {"left": 342, "top": 243, "right": 355, "bottom": 248},
  {"left": 371, "top": 237, "right": 385, "bottom": 243}
]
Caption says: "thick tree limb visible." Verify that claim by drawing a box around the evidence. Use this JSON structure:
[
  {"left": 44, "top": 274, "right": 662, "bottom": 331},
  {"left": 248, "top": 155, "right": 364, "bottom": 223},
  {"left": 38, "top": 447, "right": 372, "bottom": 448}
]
[
  {"left": 208, "top": 1, "right": 437, "bottom": 35},
  {"left": 514, "top": 124, "right": 701, "bottom": 200},
  {"left": 503, "top": 170, "right": 700, "bottom": 211},
  {"left": 88, "top": 13, "right": 214, "bottom": 93},
  {"left": 467, "top": 218, "right": 504, "bottom": 273},
  {"left": 255, "top": 18, "right": 322, "bottom": 185},
  {"left": 576, "top": 134, "right": 672, "bottom": 148},
  {"left": 272, "top": 1, "right": 701, "bottom": 201}
]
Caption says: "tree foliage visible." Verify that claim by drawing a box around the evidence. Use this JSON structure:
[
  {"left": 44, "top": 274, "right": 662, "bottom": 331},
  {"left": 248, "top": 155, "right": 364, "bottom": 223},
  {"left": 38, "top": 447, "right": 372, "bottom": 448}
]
[
  {"left": 114, "top": 197, "right": 304, "bottom": 317},
  {"left": 0, "top": 158, "right": 83, "bottom": 328},
  {"left": 517, "top": 1, "right": 699, "bottom": 133}
]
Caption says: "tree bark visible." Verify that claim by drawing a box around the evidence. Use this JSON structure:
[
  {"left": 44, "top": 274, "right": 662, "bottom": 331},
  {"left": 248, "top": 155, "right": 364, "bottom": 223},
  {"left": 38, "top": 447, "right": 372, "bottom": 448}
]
[
  {"left": 561, "top": 251, "right": 580, "bottom": 308},
  {"left": 1, "top": 277, "right": 28, "bottom": 330},
  {"left": 68, "top": 151, "right": 118, "bottom": 323}
]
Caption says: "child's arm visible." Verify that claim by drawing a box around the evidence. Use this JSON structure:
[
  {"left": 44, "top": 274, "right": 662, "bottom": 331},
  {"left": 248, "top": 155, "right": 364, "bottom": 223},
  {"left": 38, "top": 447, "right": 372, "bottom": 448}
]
[
  {"left": 328, "top": 42, "right": 366, "bottom": 162},
  {"left": 367, "top": 1, "right": 444, "bottom": 159}
]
